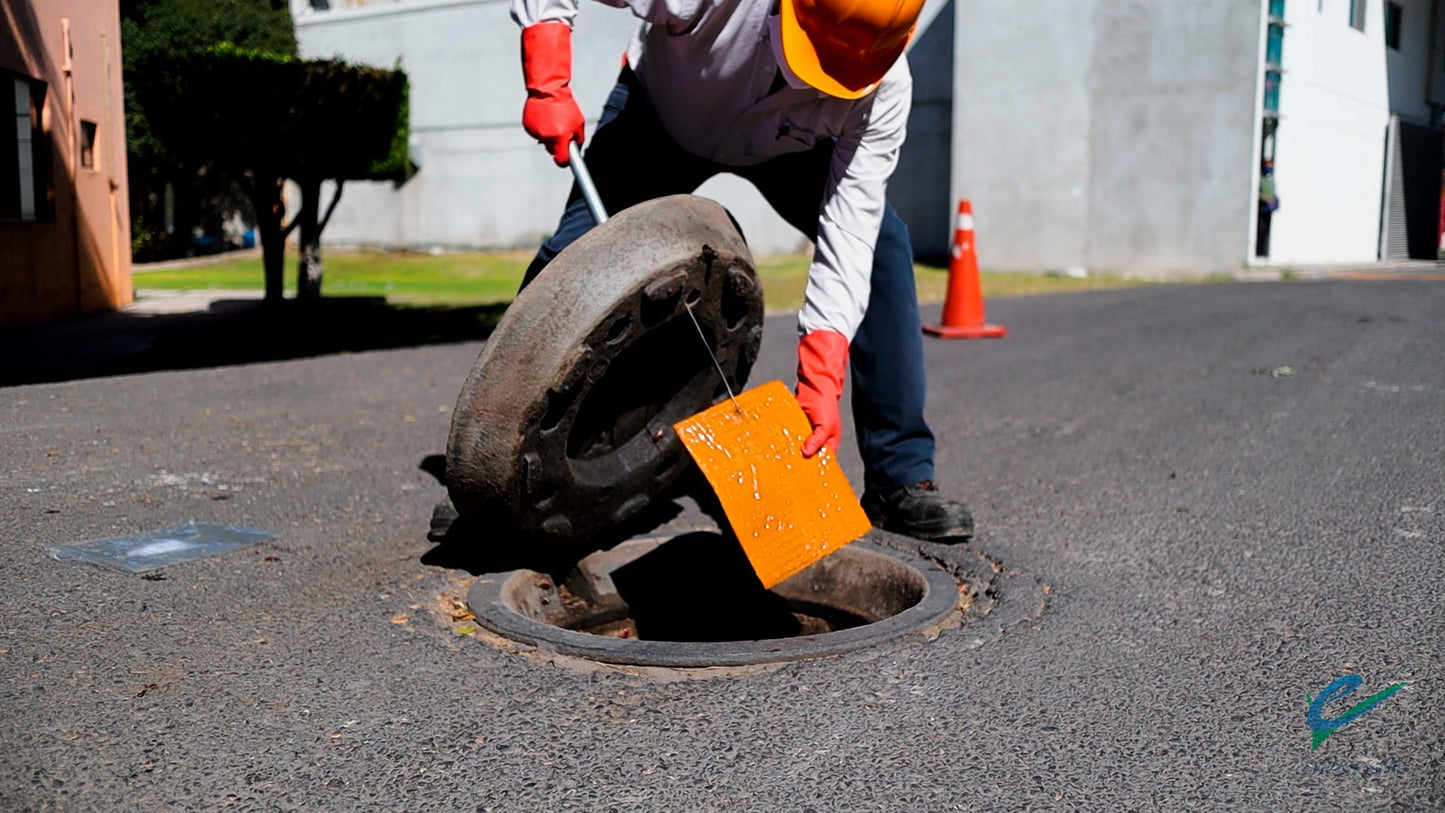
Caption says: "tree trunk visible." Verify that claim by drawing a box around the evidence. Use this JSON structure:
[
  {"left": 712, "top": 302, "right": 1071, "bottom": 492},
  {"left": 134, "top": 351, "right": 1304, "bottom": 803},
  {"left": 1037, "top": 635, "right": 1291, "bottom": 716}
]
[
  {"left": 295, "top": 177, "right": 345, "bottom": 305},
  {"left": 296, "top": 176, "right": 323, "bottom": 304},
  {"left": 245, "top": 172, "right": 288, "bottom": 304}
]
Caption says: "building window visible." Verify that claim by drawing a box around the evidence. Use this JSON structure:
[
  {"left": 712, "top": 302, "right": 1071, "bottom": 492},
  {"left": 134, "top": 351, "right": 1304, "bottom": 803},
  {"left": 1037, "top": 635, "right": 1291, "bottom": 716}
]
[
  {"left": 13, "top": 79, "right": 35, "bottom": 218},
  {"left": 79, "top": 120, "right": 97, "bottom": 170},
  {"left": 1349, "top": 0, "right": 1366, "bottom": 31},
  {"left": 2, "top": 74, "right": 51, "bottom": 222},
  {"left": 1264, "top": 69, "right": 1282, "bottom": 113},
  {"left": 1384, "top": 2, "right": 1402, "bottom": 49}
]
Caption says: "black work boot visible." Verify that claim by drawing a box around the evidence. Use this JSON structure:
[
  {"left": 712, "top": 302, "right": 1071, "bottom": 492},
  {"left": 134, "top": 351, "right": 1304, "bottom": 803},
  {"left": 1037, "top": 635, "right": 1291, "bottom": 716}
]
[{"left": 860, "top": 480, "right": 974, "bottom": 542}]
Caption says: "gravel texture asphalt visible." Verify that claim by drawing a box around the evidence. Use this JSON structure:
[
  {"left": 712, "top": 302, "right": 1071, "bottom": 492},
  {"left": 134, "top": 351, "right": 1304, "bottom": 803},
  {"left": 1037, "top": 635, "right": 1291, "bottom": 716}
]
[{"left": 1, "top": 278, "right": 1441, "bottom": 810}]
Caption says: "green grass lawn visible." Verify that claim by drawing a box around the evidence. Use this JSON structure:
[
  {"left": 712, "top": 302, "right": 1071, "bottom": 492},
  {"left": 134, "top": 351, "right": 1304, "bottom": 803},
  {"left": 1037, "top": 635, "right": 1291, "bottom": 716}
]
[{"left": 133, "top": 249, "right": 1164, "bottom": 312}]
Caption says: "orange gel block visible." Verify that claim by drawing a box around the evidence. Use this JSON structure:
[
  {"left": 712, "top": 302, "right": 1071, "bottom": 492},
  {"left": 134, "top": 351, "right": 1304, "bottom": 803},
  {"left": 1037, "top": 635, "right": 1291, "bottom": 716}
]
[{"left": 673, "top": 380, "right": 872, "bottom": 589}]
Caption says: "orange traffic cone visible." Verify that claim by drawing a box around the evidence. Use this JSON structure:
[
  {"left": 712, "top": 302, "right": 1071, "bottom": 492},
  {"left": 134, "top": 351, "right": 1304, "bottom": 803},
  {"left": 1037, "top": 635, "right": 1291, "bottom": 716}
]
[{"left": 923, "top": 200, "right": 1006, "bottom": 339}]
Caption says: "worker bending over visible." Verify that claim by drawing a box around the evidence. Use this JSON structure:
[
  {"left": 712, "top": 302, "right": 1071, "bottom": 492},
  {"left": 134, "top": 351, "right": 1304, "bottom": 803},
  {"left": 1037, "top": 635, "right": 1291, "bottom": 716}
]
[{"left": 511, "top": 0, "right": 973, "bottom": 541}]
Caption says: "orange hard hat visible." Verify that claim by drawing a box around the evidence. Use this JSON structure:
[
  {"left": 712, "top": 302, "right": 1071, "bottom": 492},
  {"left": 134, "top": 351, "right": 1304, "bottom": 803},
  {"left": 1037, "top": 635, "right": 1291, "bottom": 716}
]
[{"left": 778, "top": 0, "right": 924, "bottom": 99}]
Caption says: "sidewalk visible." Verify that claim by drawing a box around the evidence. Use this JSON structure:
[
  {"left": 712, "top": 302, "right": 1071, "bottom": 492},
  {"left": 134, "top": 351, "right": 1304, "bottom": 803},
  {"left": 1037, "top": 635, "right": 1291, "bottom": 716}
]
[{"left": 1233, "top": 258, "right": 1445, "bottom": 281}]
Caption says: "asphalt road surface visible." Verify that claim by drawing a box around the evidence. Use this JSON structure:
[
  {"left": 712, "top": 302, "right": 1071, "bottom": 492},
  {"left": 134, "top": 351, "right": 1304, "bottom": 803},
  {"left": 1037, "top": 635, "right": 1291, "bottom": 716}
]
[{"left": 2, "top": 278, "right": 1440, "bottom": 810}]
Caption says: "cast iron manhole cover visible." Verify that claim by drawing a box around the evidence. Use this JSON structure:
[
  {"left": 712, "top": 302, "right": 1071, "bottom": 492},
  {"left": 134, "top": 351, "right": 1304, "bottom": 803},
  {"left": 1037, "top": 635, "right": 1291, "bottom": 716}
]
[
  {"left": 466, "top": 530, "right": 962, "bottom": 668},
  {"left": 446, "top": 195, "right": 763, "bottom": 552}
]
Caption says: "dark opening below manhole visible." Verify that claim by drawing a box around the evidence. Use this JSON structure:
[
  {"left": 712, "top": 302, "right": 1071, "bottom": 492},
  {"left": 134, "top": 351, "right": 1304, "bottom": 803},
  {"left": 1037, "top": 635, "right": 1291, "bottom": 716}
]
[{"left": 466, "top": 530, "right": 961, "bottom": 667}]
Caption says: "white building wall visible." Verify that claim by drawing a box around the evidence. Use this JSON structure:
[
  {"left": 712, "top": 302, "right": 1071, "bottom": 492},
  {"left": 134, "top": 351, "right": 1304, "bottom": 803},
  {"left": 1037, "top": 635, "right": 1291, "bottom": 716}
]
[
  {"left": 950, "top": 0, "right": 1096, "bottom": 272},
  {"left": 294, "top": 0, "right": 644, "bottom": 250},
  {"left": 952, "top": 0, "right": 1261, "bottom": 276},
  {"left": 1265, "top": 0, "right": 1392, "bottom": 265},
  {"left": 1085, "top": 2, "right": 1262, "bottom": 275},
  {"left": 1387, "top": 0, "right": 1436, "bottom": 122},
  {"left": 296, "top": 0, "right": 1431, "bottom": 270},
  {"left": 292, "top": 0, "right": 953, "bottom": 256}
]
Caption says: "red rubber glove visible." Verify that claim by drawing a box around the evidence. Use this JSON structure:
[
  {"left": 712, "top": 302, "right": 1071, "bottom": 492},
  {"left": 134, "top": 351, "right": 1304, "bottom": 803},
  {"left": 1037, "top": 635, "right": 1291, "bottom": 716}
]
[
  {"left": 520, "top": 21, "right": 585, "bottom": 166},
  {"left": 796, "top": 329, "right": 850, "bottom": 458}
]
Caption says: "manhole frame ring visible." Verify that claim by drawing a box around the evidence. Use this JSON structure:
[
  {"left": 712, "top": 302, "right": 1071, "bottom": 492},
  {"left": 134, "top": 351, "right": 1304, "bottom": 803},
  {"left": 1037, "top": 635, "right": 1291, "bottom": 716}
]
[{"left": 465, "top": 539, "right": 961, "bottom": 668}]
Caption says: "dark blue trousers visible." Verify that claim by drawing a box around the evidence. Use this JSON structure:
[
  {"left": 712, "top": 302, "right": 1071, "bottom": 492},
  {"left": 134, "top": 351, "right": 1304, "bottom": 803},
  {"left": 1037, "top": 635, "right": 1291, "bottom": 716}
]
[{"left": 525, "top": 71, "right": 934, "bottom": 491}]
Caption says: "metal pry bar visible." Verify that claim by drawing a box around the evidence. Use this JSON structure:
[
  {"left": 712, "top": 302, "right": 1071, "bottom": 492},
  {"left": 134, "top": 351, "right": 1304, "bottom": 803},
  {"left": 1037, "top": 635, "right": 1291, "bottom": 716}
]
[{"left": 568, "top": 141, "right": 608, "bottom": 225}]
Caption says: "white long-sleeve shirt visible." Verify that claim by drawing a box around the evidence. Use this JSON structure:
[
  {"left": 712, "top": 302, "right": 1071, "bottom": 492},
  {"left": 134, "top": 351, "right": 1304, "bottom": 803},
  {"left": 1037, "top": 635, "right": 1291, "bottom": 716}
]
[{"left": 511, "top": 0, "right": 911, "bottom": 341}]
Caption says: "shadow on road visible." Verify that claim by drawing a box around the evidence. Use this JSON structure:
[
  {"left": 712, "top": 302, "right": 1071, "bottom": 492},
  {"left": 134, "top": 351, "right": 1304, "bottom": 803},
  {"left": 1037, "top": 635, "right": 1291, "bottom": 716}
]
[
  {"left": 416, "top": 454, "right": 736, "bottom": 582},
  {"left": 0, "top": 297, "right": 509, "bottom": 387},
  {"left": 612, "top": 531, "right": 801, "bottom": 641},
  {"left": 420, "top": 496, "right": 691, "bottom": 578}
]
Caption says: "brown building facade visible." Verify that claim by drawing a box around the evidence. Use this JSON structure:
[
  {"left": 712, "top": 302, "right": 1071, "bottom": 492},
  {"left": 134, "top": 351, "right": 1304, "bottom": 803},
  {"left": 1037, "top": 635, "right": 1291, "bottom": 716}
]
[{"left": 1, "top": 0, "right": 130, "bottom": 331}]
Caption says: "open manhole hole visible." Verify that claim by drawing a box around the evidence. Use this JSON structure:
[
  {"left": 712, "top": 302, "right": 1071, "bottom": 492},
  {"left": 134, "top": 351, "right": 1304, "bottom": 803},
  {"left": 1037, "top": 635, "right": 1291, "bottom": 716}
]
[{"left": 466, "top": 530, "right": 961, "bottom": 667}]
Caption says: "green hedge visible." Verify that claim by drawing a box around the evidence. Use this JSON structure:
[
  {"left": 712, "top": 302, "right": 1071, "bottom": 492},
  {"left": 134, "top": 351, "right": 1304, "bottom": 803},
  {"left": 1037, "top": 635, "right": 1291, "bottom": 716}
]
[{"left": 136, "top": 45, "right": 409, "bottom": 183}]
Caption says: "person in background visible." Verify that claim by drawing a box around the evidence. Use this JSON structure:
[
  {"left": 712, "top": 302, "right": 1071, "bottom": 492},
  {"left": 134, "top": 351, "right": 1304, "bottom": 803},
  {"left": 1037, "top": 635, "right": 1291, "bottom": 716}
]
[{"left": 1257, "top": 159, "right": 1278, "bottom": 258}]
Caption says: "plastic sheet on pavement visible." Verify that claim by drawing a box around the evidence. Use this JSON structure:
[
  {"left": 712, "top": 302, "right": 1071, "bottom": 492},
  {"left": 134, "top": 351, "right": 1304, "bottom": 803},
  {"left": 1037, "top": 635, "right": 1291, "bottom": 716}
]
[{"left": 46, "top": 520, "right": 276, "bottom": 573}]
